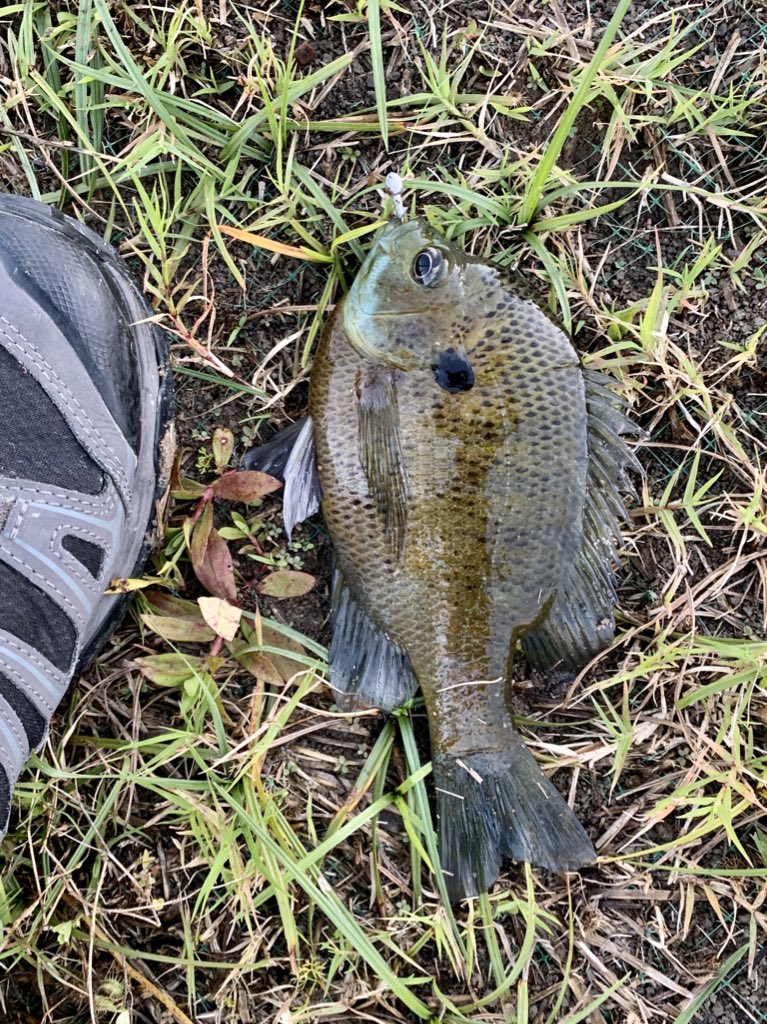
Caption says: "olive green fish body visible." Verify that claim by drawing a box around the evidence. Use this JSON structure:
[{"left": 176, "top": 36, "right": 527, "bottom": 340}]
[
  {"left": 301, "top": 219, "right": 640, "bottom": 898},
  {"left": 311, "top": 270, "right": 587, "bottom": 755}
]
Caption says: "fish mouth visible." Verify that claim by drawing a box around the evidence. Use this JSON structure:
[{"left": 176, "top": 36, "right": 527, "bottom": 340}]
[
  {"left": 363, "top": 307, "right": 422, "bottom": 317},
  {"left": 376, "top": 218, "right": 427, "bottom": 250},
  {"left": 344, "top": 218, "right": 438, "bottom": 361}
]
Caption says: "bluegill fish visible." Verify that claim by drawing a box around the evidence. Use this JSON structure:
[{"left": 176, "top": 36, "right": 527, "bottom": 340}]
[{"left": 243, "top": 218, "right": 640, "bottom": 899}]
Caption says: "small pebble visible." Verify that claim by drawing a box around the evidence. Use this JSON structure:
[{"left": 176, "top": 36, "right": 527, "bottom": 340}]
[{"left": 295, "top": 41, "right": 317, "bottom": 67}]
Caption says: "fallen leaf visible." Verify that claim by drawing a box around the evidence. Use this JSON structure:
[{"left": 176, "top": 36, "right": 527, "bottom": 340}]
[
  {"left": 142, "top": 589, "right": 201, "bottom": 618},
  {"left": 211, "top": 470, "right": 282, "bottom": 503},
  {"left": 295, "top": 40, "right": 317, "bottom": 66},
  {"left": 212, "top": 427, "right": 235, "bottom": 471},
  {"left": 190, "top": 503, "right": 237, "bottom": 602},
  {"left": 107, "top": 576, "right": 166, "bottom": 594},
  {"left": 263, "top": 622, "right": 310, "bottom": 680},
  {"left": 136, "top": 653, "right": 208, "bottom": 686},
  {"left": 231, "top": 646, "right": 284, "bottom": 687},
  {"left": 198, "top": 597, "right": 242, "bottom": 641},
  {"left": 257, "top": 570, "right": 316, "bottom": 599},
  {"left": 141, "top": 613, "right": 216, "bottom": 644},
  {"left": 237, "top": 621, "right": 310, "bottom": 682}
]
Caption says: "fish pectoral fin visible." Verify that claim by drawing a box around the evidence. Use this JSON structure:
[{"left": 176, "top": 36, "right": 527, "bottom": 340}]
[
  {"left": 434, "top": 740, "right": 595, "bottom": 901},
  {"left": 329, "top": 567, "right": 419, "bottom": 713},
  {"left": 522, "top": 368, "right": 643, "bottom": 674},
  {"left": 240, "top": 418, "right": 306, "bottom": 478},
  {"left": 357, "top": 364, "right": 408, "bottom": 553},
  {"left": 240, "top": 417, "right": 321, "bottom": 540}
]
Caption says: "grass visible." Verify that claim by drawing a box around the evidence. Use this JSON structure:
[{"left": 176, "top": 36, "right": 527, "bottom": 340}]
[{"left": 1, "top": 0, "right": 766, "bottom": 1021}]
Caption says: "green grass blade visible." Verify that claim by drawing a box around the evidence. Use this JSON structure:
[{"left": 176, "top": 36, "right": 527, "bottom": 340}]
[
  {"left": 672, "top": 944, "right": 749, "bottom": 1024},
  {"left": 215, "top": 782, "right": 434, "bottom": 1019},
  {"left": 518, "top": 0, "right": 633, "bottom": 225},
  {"left": 368, "top": 0, "right": 388, "bottom": 150}
]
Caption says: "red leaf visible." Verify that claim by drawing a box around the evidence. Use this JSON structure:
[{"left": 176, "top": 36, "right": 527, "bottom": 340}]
[
  {"left": 190, "top": 504, "right": 237, "bottom": 601},
  {"left": 211, "top": 470, "right": 282, "bottom": 503}
]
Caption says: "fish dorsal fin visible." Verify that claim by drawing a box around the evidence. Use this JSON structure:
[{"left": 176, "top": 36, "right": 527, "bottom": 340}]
[
  {"left": 329, "top": 567, "right": 419, "bottom": 712},
  {"left": 240, "top": 417, "right": 321, "bottom": 540},
  {"left": 521, "top": 369, "right": 643, "bottom": 674},
  {"left": 357, "top": 364, "right": 409, "bottom": 553}
]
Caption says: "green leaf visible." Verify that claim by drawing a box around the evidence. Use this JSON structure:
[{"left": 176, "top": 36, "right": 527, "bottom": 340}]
[
  {"left": 257, "top": 570, "right": 316, "bottom": 599},
  {"left": 136, "top": 653, "right": 210, "bottom": 686},
  {"left": 518, "top": 0, "right": 633, "bottom": 225},
  {"left": 212, "top": 427, "right": 235, "bottom": 471},
  {"left": 141, "top": 613, "right": 216, "bottom": 644}
]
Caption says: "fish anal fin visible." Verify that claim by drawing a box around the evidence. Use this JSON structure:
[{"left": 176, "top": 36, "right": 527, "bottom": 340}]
[
  {"left": 240, "top": 417, "right": 321, "bottom": 540},
  {"left": 329, "top": 568, "right": 418, "bottom": 712},
  {"left": 434, "top": 742, "right": 595, "bottom": 901},
  {"left": 522, "top": 369, "right": 643, "bottom": 674},
  {"left": 357, "top": 364, "right": 409, "bottom": 553}
]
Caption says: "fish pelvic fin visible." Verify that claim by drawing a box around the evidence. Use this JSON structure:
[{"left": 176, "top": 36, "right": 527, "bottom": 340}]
[
  {"left": 357, "top": 364, "right": 409, "bottom": 554},
  {"left": 434, "top": 741, "right": 595, "bottom": 901},
  {"left": 329, "top": 568, "right": 419, "bottom": 712},
  {"left": 522, "top": 368, "right": 644, "bottom": 674},
  {"left": 240, "top": 417, "right": 321, "bottom": 540}
]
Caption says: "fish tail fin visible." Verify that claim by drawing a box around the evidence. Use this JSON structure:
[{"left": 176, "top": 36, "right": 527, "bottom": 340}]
[{"left": 433, "top": 740, "right": 595, "bottom": 901}]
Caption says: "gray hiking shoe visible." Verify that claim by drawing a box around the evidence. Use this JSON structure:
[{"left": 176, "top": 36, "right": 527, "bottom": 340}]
[{"left": 0, "top": 195, "right": 174, "bottom": 836}]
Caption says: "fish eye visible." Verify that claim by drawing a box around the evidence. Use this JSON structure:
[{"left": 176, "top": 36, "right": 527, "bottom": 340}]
[{"left": 412, "top": 247, "right": 447, "bottom": 287}]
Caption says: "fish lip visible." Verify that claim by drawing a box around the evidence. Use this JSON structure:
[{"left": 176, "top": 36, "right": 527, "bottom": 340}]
[
  {"left": 361, "top": 307, "right": 422, "bottom": 317},
  {"left": 367, "top": 218, "right": 422, "bottom": 261},
  {"left": 345, "top": 218, "right": 439, "bottom": 352}
]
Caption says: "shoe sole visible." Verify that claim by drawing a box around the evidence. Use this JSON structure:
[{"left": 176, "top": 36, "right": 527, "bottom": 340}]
[{"left": 0, "top": 197, "right": 175, "bottom": 673}]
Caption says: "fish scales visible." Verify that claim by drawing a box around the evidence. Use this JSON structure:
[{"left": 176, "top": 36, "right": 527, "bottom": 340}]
[
  {"left": 244, "top": 217, "right": 640, "bottom": 899},
  {"left": 311, "top": 280, "right": 588, "bottom": 753}
]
